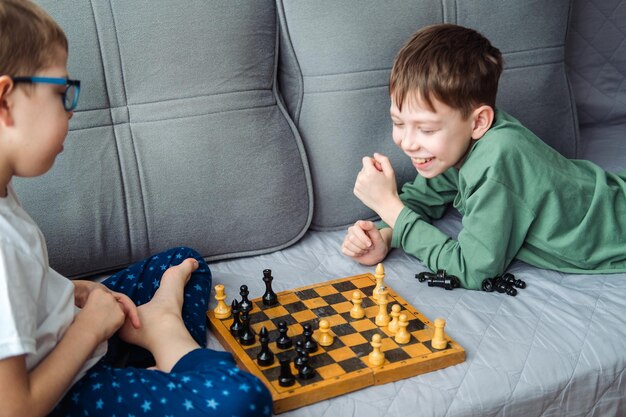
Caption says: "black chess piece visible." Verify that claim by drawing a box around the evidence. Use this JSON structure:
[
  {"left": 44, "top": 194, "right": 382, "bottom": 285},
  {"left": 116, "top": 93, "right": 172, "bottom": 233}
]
[
  {"left": 229, "top": 299, "right": 242, "bottom": 336},
  {"left": 278, "top": 356, "right": 296, "bottom": 387},
  {"left": 276, "top": 321, "right": 293, "bottom": 349},
  {"left": 239, "top": 284, "right": 252, "bottom": 313},
  {"left": 297, "top": 354, "right": 316, "bottom": 380},
  {"left": 482, "top": 274, "right": 523, "bottom": 296},
  {"left": 501, "top": 272, "right": 527, "bottom": 289},
  {"left": 302, "top": 323, "right": 318, "bottom": 353},
  {"left": 262, "top": 269, "right": 278, "bottom": 306},
  {"left": 256, "top": 327, "right": 275, "bottom": 367},
  {"left": 238, "top": 310, "right": 255, "bottom": 346},
  {"left": 293, "top": 340, "right": 308, "bottom": 370},
  {"left": 416, "top": 270, "right": 460, "bottom": 290}
]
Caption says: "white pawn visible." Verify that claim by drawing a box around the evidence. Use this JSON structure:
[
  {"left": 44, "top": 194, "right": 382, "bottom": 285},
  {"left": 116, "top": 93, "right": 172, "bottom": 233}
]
[
  {"left": 394, "top": 313, "right": 410, "bottom": 344},
  {"left": 375, "top": 286, "right": 390, "bottom": 327},
  {"left": 213, "top": 284, "right": 231, "bottom": 319},
  {"left": 372, "top": 263, "right": 385, "bottom": 301},
  {"left": 387, "top": 304, "right": 401, "bottom": 334},
  {"left": 317, "top": 319, "right": 334, "bottom": 347},
  {"left": 350, "top": 291, "right": 365, "bottom": 319},
  {"left": 431, "top": 318, "right": 448, "bottom": 350},
  {"left": 368, "top": 334, "right": 385, "bottom": 367}
]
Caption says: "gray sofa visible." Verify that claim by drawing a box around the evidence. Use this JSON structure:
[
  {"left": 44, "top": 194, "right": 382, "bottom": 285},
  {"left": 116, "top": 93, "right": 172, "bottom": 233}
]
[{"left": 19, "top": 0, "right": 626, "bottom": 416}]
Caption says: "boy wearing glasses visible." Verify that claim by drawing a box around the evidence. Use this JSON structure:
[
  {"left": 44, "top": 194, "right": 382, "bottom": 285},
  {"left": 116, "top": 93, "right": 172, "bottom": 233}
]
[{"left": 0, "top": 1, "right": 270, "bottom": 416}]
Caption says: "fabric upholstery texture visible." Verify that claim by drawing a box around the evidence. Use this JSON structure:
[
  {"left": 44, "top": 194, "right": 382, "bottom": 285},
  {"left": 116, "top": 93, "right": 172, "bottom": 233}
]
[{"left": 14, "top": 0, "right": 312, "bottom": 277}]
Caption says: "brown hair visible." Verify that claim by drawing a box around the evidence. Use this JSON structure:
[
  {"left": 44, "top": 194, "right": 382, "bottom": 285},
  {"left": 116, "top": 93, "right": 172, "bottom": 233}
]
[
  {"left": 0, "top": 0, "right": 68, "bottom": 77},
  {"left": 389, "top": 24, "right": 503, "bottom": 118}
]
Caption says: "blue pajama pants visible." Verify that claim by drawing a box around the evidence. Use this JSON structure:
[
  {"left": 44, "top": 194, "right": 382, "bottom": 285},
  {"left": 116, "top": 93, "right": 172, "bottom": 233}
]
[{"left": 49, "top": 247, "right": 272, "bottom": 417}]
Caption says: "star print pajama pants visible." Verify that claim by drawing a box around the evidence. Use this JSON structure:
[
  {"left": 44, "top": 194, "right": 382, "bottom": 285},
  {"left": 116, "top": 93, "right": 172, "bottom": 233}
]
[{"left": 48, "top": 247, "right": 272, "bottom": 417}]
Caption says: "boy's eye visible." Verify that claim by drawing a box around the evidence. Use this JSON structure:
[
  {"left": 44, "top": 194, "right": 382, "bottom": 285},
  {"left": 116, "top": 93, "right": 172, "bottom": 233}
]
[{"left": 420, "top": 129, "right": 436, "bottom": 135}]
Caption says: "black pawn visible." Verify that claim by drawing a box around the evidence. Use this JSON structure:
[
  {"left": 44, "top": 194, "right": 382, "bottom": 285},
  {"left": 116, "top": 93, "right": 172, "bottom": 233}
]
[
  {"left": 276, "top": 321, "right": 292, "bottom": 349},
  {"left": 278, "top": 356, "right": 296, "bottom": 387},
  {"left": 229, "top": 299, "right": 242, "bottom": 336},
  {"left": 238, "top": 310, "right": 255, "bottom": 346},
  {"left": 262, "top": 269, "right": 278, "bottom": 306},
  {"left": 303, "top": 324, "right": 318, "bottom": 353},
  {"left": 239, "top": 285, "right": 252, "bottom": 314},
  {"left": 256, "top": 327, "right": 275, "bottom": 367},
  {"left": 294, "top": 340, "right": 308, "bottom": 369},
  {"left": 297, "top": 354, "right": 315, "bottom": 380}
]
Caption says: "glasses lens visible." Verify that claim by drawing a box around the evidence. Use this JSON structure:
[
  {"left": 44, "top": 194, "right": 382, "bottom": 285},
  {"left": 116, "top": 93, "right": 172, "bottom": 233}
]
[{"left": 64, "top": 84, "right": 78, "bottom": 111}]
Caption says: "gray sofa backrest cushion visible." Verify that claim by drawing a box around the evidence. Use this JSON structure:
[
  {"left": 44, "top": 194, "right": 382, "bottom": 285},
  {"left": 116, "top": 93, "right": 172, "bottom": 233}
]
[
  {"left": 278, "top": 0, "right": 579, "bottom": 230},
  {"left": 566, "top": 0, "right": 626, "bottom": 127},
  {"left": 14, "top": 0, "right": 312, "bottom": 277}
]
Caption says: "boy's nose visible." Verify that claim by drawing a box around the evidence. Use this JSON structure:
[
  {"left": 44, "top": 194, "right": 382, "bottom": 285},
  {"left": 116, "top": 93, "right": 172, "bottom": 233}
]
[{"left": 401, "top": 131, "right": 419, "bottom": 151}]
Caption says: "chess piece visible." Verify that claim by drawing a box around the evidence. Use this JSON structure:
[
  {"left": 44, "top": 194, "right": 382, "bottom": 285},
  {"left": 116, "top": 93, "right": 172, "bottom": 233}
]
[
  {"left": 350, "top": 291, "right": 365, "bottom": 319},
  {"left": 416, "top": 270, "right": 460, "bottom": 290},
  {"left": 375, "top": 286, "right": 390, "bottom": 327},
  {"left": 293, "top": 340, "right": 308, "bottom": 370},
  {"left": 229, "top": 299, "right": 243, "bottom": 336},
  {"left": 387, "top": 304, "right": 401, "bottom": 334},
  {"left": 303, "top": 323, "right": 318, "bottom": 353},
  {"left": 368, "top": 334, "right": 385, "bottom": 367},
  {"left": 297, "top": 354, "right": 316, "bottom": 380},
  {"left": 256, "top": 327, "right": 275, "bottom": 366},
  {"left": 213, "top": 284, "right": 231, "bottom": 319},
  {"left": 431, "top": 318, "right": 448, "bottom": 350},
  {"left": 262, "top": 269, "right": 278, "bottom": 306},
  {"left": 317, "top": 319, "right": 334, "bottom": 347},
  {"left": 394, "top": 313, "right": 410, "bottom": 344},
  {"left": 276, "top": 321, "right": 293, "bottom": 349},
  {"left": 278, "top": 356, "right": 296, "bottom": 387},
  {"left": 239, "top": 284, "right": 252, "bottom": 313},
  {"left": 238, "top": 310, "right": 255, "bottom": 346},
  {"left": 501, "top": 272, "right": 526, "bottom": 289},
  {"left": 372, "top": 263, "right": 385, "bottom": 301}
]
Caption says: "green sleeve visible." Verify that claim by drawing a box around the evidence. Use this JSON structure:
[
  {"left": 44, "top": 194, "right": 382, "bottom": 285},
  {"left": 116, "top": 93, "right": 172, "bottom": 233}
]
[
  {"left": 378, "top": 169, "right": 458, "bottom": 229},
  {"left": 391, "top": 178, "right": 535, "bottom": 289}
]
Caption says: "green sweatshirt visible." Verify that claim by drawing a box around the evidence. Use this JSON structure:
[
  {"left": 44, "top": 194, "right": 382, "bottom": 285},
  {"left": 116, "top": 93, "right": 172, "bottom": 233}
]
[{"left": 385, "top": 109, "right": 626, "bottom": 289}]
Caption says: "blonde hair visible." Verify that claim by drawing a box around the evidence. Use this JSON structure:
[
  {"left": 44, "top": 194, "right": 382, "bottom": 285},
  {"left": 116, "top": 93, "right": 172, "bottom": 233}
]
[
  {"left": 0, "top": 0, "right": 68, "bottom": 76},
  {"left": 390, "top": 24, "right": 503, "bottom": 118}
]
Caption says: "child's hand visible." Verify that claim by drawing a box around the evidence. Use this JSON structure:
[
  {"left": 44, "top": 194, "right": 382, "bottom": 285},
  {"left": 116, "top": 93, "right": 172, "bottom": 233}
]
[
  {"left": 341, "top": 220, "right": 390, "bottom": 265},
  {"left": 75, "top": 287, "right": 126, "bottom": 342},
  {"left": 354, "top": 153, "right": 401, "bottom": 217},
  {"left": 74, "top": 281, "right": 141, "bottom": 329}
]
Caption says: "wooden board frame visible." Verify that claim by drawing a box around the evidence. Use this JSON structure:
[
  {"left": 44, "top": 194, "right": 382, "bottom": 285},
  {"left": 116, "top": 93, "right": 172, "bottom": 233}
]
[{"left": 207, "top": 273, "right": 465, "bottom": 413}]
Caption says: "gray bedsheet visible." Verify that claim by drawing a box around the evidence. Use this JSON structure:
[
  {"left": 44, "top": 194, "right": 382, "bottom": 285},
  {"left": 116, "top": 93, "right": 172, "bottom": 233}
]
[{"left": 208, "top": 211, "right": 626, "bottom": 417}]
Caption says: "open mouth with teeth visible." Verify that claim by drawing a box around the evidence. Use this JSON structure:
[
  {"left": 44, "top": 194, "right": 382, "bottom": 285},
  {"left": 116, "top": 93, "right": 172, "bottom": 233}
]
[{"left": 413, "top": 157, "right": 435, "bottom": 165}]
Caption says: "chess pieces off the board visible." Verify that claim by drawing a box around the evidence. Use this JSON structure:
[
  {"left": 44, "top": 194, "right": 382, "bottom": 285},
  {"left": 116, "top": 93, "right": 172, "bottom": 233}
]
[
  {"left": 211, "top": 263, "right": 451, "bottom": 374},
  {"left": 416, "top": 269, "right": 527, "bottom": 296}
]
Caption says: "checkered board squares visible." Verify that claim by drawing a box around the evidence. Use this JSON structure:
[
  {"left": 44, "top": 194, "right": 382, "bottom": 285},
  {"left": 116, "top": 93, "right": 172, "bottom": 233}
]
[{"left": 207, "top": 273, "right": 465, "bottom": 414}]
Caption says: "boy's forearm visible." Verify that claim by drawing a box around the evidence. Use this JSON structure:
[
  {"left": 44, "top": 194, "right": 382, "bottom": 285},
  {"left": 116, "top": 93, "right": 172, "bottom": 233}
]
[
  {"left": 10, "top": 322, "right": 101, "bottom": 417},
  {"left": 375, "top": 198, "right": 405, "bottom": 230}
]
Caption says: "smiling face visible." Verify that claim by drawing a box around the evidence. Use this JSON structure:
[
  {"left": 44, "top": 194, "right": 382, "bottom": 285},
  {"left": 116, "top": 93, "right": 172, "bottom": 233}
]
[{"left": 390, "top": 93, "right": 483, "bottom": 179}]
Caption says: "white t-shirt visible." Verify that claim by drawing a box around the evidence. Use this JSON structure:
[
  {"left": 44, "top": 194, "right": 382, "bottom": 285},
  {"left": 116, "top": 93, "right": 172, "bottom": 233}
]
[{"left": 0, "top": 184, "right": 106, "bottom": 385}]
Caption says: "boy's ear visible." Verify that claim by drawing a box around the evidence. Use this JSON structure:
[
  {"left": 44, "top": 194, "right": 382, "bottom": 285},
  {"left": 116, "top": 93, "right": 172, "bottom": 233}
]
[
  {"left": 0, "top": 75, "right": 15, "bottom": 127},
  {"left": 470, "top": 105, "right": 494, "bottom": 140}
]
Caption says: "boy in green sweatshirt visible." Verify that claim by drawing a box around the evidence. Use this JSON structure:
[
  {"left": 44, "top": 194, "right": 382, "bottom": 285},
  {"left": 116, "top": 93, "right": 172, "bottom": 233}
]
[{"left": 341, "top": 23, "right": 626, "bottom": 289}]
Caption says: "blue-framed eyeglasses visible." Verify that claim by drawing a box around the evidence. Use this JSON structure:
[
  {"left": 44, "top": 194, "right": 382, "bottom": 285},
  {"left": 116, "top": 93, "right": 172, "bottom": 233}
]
[{"left": 11, "top": 76, "right": 81, "bottom": 112}]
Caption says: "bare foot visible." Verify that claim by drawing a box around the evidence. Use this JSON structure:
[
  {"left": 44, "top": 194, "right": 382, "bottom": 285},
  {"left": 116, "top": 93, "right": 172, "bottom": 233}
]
[{"left": 119, "top": 258, "right": 201, "bottom": 372}]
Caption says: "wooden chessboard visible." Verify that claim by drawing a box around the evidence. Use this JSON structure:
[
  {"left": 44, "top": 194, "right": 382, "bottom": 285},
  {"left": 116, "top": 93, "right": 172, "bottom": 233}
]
[{"left": 206, "top": 272, "right": 465, "bottom": 414}]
